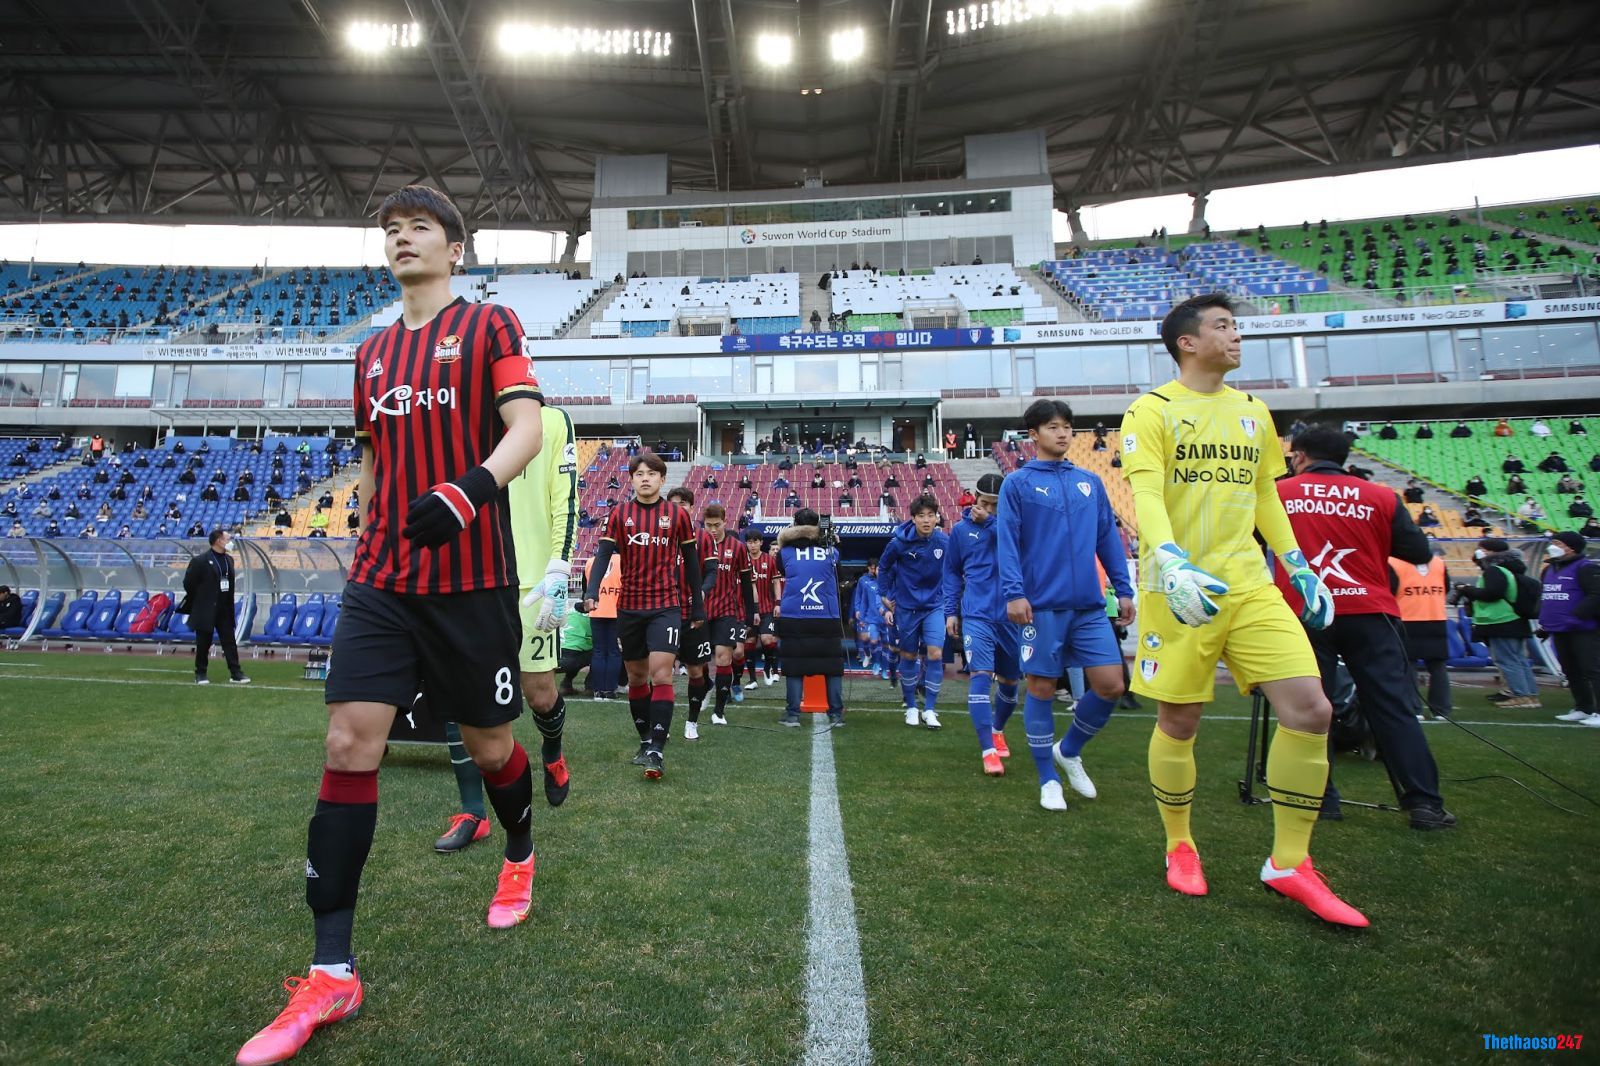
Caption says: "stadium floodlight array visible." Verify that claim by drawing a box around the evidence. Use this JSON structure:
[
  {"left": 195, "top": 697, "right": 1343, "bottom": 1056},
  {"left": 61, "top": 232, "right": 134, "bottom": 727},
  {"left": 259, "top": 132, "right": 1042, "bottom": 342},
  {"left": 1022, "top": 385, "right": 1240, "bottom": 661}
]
[
  {"left": 944, "top": 0, "right": 1138, "bottom": 36},
  {"left": 830, "top": 27, "right": 866, "bottom": 62},
  {"left": 497, "top": 23, "right": 672, "bottom": 58},
  {"left": 344, "top": 20, "right": 422, "bottom": 52},
  {"left": 756, "top": 33, "right": 794, "bottom": 67}
]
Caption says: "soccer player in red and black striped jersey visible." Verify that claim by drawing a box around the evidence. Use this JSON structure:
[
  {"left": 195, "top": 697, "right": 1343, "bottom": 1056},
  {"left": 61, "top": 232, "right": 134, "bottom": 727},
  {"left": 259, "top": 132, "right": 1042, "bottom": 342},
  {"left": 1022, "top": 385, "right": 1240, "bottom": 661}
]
[
  {"left": 238, "top": 186, "right": 547, "bottom": 1066},
  {"left": 666, "top": 486, "right": 718, "bottom": 739},
  {"left": 701, "top": 504, "right": 760, "bottom": 725},
  {"left": 745, "top": 532, "right": 783, "bottom": 686},
  {"left": 583, "top": 453, "right": 706, "bottom": 779}
]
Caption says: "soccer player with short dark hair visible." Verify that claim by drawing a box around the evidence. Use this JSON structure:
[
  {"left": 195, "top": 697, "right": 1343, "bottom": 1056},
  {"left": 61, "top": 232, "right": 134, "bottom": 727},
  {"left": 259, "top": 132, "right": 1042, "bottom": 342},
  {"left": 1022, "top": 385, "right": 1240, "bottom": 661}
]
[
  {"left": 999, "top": 402, "right": 1133, "bottom": 810},
  {"left": 700, "top": 503, "right": 760, "bottom": 731},
  {"left": 666, "top": 486, "right": 717, "bottom": 736},
  {"left": 237, "top": 184, "right": 548, "bottom": 1065},
  {"left": 1120, "top": 292, "right": 1362, "bottom": 927},
  {"left": 745, "top": 531, "right": 782, "bottom": 686},
  {"left": 944, "top": 473, "right": 1019, "bottom": 778},
  {"left": 879, "top": 493, "right": 950, "bottom": 729},
  {"left": 584, "top": 454, "right": 707, "bottom": 778}
]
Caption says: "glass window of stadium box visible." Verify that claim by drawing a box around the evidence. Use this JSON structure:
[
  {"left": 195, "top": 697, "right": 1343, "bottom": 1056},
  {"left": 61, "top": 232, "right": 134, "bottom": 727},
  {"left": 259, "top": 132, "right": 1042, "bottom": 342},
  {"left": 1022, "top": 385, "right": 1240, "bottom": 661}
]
[
  {"left": 1481, "top": 322, "right": 1600, "bottom": 372},
  {"left": 296, "top": 364, "right": 345, "bottom": 403},
  {"left": 0, "top": 364, "right": 45, "bottom": 404},
  {"left": 647, "top": 357, "right": 734, "bottom": 397},
  {"left": 114, "top": 365, "right": 154, "bottom": 399},
  {"left": 188, "top": 363, "right": 265, "bottom": 403},
  {"left": 537, "top": 359, "right": 609, "bottom": 400},
  {"left": 1305, "top": 331, "right": 1439, "bottom": 384},
  {"left": 1235, "top": 338, "right": 1295, "bottom": 388}
]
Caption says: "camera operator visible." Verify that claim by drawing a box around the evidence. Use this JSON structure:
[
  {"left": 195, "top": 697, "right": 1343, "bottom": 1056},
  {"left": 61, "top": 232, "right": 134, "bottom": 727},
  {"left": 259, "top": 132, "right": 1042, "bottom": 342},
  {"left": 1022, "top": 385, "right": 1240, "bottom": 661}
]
[
  {"left": 774, "top": 509, "right": 845, "bottom": 727},
  {"left": 1276, "top": 424, "right": 1454, "bottom": 830}
]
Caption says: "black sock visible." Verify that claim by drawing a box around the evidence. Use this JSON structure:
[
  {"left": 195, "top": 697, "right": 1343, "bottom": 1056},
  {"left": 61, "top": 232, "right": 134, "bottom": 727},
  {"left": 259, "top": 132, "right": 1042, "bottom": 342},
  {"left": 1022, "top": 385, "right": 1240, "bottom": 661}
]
[
  {"left": 307, "top": 768, "right": 378, "bottom": 966},
  {"left": 482, "top": 743, "right": 534, "bottom": 863},
  {"left": 765, "top": 648, "right": 780, "bottom": 675},
  {"left": 648, "top": 683, "right": 674, "bottom": 753},
  {"left": 714, "top": 667, "right": 733, "bottom": 715},
  {"left": 686, "top": 676, "right": 709, "bottom": 723},
  {"left": 628, "top": 684, "right": 650, "bottom": 740},
  {"left": 533, "top": 696, "right": 565, "bottom": 764}
]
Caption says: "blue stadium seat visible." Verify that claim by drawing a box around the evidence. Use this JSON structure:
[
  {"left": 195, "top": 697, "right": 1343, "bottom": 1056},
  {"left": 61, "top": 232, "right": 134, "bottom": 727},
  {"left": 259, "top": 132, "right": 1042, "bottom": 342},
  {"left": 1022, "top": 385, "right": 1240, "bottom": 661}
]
[
  {"left": 253, "top": 594, "right": 298, "bottom": 644},
  {"left": 83, "top": 590, "right": 123, "bottom": 636},
  {"left": 43, "top": 590, "right": 98, "bottom": 637},
  {"left": 19, "top": 591, "right": 66, "bottom": 637},
  {"left": 289, "top": 603, "right": 326, "bottom": 643},
  {"left": 310, "top": 602, "right": 339, "bottom": 646},
  {"left": 1445, "top": 606, "right": 1492, "bottom": 667}
]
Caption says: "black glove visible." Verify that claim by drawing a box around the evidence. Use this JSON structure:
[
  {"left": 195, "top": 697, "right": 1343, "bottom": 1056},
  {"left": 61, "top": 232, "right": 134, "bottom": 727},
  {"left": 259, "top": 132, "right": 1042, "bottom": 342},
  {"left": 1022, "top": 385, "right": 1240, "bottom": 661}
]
[{"left": 402, "top": 465, "right": 498, "bottom": 548}]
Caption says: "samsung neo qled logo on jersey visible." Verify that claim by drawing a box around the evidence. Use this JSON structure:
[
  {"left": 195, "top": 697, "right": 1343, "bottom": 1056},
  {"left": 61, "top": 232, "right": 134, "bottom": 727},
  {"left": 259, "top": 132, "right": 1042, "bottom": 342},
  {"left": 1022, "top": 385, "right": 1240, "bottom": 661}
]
[{"left": 369, "top": 384, "right": 459, "bottom": 419}]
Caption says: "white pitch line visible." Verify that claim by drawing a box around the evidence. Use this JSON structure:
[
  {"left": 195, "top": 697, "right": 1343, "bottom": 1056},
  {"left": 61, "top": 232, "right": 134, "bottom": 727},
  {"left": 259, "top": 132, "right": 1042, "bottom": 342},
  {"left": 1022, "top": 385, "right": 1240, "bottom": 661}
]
[{"left": 803, "top": 725, "right": 872, "bottom": 1066}]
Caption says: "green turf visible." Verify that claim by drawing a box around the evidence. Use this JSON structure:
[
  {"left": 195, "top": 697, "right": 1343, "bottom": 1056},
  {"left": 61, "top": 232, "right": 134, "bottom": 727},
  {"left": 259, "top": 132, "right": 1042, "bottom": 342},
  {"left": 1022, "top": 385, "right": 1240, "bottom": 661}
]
[{"left": 0, "top": 652, "right": 1595, "bottom": 1063}]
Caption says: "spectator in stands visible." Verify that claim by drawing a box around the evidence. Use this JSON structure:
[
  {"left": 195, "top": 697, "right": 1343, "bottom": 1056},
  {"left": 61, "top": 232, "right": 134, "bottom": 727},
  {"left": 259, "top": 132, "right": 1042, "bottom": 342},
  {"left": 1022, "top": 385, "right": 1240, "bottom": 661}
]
[
  {"left": 347, "top": 489, "right": 359, "bottom": 510},
  {"left": 82, "top": 524, "right": 98, "bottom": 539},
  {"left": 1415, "top": 423, "right": 1434, "bottom": 439},
  {"left": 237, "top": 469, "right": 254, "bottom": 487},
  {"left": 1493, "top": 418, "right": 1514, "bottom": 437},
  {"left": 1463, "top": 506, "right": 1491, "bottom": 530},
  {"left": 264, "top": 485, "right": 282, "bottom": 506},
  {"left": 605, "top": 473, "right": 620, "bottom": 490},
  {"left": 1503, "top": 454, "right": 1526, "bottom": 474},
  {"left": 7, "top": 453, "right": 25, "bottom": 469},
  {"left": 1111, "top": 450, "right": 1123, "bottom": 469},
  {"left": 317, "top": 490, "right": 335, "bottom": 508},
  {"left": 178, "top": 466, "right": 197, "bottom": 485},
  {"left": 1507, "top": 473, "right": 1528, "bottom": 495},
  {"left": 838, "top": 492, "right": 853, "bottom": 509},
  {"left": 1, "top": 501, "right": 14, "bottom": 518},
  {"left": 1465, "top": 474, "right": 1488, "bottom": 496},
  {"left": 1569, "top": 420, "right": 1588, "bottom": 436},
  {"left": 90, "top": 434, "right": 104, "bottom": 458},
  {"left": 210, "top": 468, "right": 227, "bottom": 485},
  {"left": 1530, "top": 418, "right": 1552, "bottom": 438},
  {"left": 847, "top": 472, "right": 862, "bottom": 490},
  {"left": 92, "top": 466, "right": 110, "bottom": 485},
  {"left": 883, "top": 470, "right": 899, "bottom": 489},
  {"left": 1416, "top": 506, "right": 1440, "bottom": 527},
  {"left": 1345, "top": 463, "right": 1372, "bottom": 480},
  {"left": 1571, "top": 496, "right": 1594, "bottom": 520},
  {"left": 1590, "top": 453, "right": 1600, "bottom": 473},
  {"left": 1556, "top": 474, "right": 1582, "bottom": 494},
  {"left": 65, "top": 501, "right": 82, "bottom": 520},
  {"left": 7, "top": 520, "right": 23, "bottom": 538},
  {"left": 0, "top": 585, "right": 19, "bottom": 628},
  {"left": 95, "top": 502, "right": 112, "bottom": 523},
  {"left": 1403, "top": 480, "right": 1425, "bottom": 504},
  {"left": 232, "top": 483, "right": 251, "bottom": 503},
  {"left": 1518, "top": 496, "right": 1546, "bottom": 528},
  {"left": 1378, "top": 421, "right": 1398, "bottom": 439},
  {"left": 778, "top": 455, "right": 793, "bottom": 471},
  {"left": 1450, "top": 421, "right": 1472, "bottom": 438},
  {"left": 1580, "top": 516, "right": 1600, "bottom": 539},
  {"left": 295, "top": 471, "right": 312, "bottom": 492},
  {"left": 28, "top": 500, "right": 50, "bottom": 519},
  {"left": 915, "top": 452, "right": 927, "bottom": 469},
  {"left": 307, "top": 507, "right": 329, "bottom": 538},
  {"left": 773, "top": 473, "right": 790, "bottom": 490},
  {"left": 44, "top": 519, "right": 60, "bottom": 537},
  {"left": 166, "top": 503, "right": 183, "bottom": 520},
  {"left": 784, "top": 490, "right": 801, "bottom": 509},
  {"left": 273, "top": 507, "right": 292, "bottom": 529},
  {"left": 200, "top": 483, "right": 221, "bottom": 503},
  {"left": 702, "top": 472, "right": 719, "bottom": 489}
]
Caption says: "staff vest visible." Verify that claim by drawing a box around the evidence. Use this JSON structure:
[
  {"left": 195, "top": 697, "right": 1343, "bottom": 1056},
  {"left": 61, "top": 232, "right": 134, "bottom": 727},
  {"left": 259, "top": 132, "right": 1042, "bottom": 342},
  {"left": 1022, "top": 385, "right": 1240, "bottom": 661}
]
[
  {"left": 1390, "top": 557, "right": 1447, "bottom": 622},
  {"left": 585, "top": 556, "right": 621, "bottom": 619}
]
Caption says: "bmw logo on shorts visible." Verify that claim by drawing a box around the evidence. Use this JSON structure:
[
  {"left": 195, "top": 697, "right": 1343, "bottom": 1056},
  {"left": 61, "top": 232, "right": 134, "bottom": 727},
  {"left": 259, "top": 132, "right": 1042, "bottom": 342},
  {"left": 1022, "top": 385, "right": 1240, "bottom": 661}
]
[
  {"left": 1022, "top": 625, "right": 1037, "bottom": 641},
  {"left": 1142, "top": 632, "right": 1162, "bottom": 650}
]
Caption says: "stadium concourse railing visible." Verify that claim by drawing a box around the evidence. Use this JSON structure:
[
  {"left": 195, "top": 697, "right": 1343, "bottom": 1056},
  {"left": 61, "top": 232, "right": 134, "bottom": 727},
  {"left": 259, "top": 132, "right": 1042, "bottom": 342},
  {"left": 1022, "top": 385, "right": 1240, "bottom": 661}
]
[{"left": 0, "top": 535, "right": 351, "bottom": 652}]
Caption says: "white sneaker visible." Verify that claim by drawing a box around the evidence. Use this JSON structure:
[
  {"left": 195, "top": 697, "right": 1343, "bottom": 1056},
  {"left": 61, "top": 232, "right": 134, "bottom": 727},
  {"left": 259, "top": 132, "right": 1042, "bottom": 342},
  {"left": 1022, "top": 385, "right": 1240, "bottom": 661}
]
[
  {"left": 1053, "top": 750, "right": 1097, "bottom": 799},
  {"left": 904, "top": 707, "right": 919, "bottom": 726},
  {"left": 1555, "top": 710, "right": 1590, "bottom": 722},
  {"left": 1055, "top": 691, "right": 1076, "bottom": 710},
  {"left": 711, "top": 713, "right": 728, "bottom": 726},
  {"left": 684, "top": 721, "right": 699, "bottom": 741},
  {"left": 1583, "top": 713, "right": 1600, "bottom": 728},
  {"left": 921, "top": 709, "right": 941, "bottom": 730},
  {"left": 1039, "top": 780, "right": 1068, "bottom": 811},
  {"left": 765, "top": 673, "right": 778, "bottom": 686},
  {"left": 744, "top": 679, "right": 760, "bottom": 690}
]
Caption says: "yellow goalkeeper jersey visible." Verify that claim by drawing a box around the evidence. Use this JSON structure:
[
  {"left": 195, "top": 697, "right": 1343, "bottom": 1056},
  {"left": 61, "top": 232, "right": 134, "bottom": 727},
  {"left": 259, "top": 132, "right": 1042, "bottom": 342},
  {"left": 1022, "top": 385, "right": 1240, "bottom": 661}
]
[
  {"left": 510, "top": 403, "right": 577, "bottom": 586},
  {"left": 1119, "top": 380, "right": 1283, "bottom": 595}
]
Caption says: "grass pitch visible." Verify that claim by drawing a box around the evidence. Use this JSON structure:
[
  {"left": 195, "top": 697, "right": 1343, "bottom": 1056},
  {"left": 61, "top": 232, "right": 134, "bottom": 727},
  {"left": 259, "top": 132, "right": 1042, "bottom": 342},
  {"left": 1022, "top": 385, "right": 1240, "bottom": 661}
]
[{"left": 0, "top": 651, "right": 1594, "bottom": 1064}]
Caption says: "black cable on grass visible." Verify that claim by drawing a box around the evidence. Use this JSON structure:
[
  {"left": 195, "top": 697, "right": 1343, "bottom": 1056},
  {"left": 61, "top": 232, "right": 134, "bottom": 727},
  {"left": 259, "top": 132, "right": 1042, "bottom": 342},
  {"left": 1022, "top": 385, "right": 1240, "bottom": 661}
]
[
  {"left": 1436, "top": 715, "right": 1599, "bottom": 812},
  {"left": 1444, "top": 774, "right": 1587, "bottom": 817}
]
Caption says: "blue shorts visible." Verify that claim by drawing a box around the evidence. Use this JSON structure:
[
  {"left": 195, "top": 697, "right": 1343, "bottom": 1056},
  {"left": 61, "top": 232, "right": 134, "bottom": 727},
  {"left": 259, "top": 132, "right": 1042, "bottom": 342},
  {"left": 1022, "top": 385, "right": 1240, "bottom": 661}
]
[
  {"left": 895, "top": 606, "right": 945, "bottom": 654},
  {"left": 1018, "top": 608, "right": 1122, "bottom": 678},
  {"left": 961, "top": 617, "right": 1020, "bottom": 679},
  {"left": 863, "top": 622, "right": 884, "bottom": 642}
]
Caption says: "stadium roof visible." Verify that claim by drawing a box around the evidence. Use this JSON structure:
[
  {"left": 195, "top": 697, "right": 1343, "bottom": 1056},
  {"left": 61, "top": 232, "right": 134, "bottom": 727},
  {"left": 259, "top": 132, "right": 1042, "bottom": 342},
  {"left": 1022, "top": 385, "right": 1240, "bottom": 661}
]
[{"left": 0, "top": 0, "right": 1596, "bottom": 234}]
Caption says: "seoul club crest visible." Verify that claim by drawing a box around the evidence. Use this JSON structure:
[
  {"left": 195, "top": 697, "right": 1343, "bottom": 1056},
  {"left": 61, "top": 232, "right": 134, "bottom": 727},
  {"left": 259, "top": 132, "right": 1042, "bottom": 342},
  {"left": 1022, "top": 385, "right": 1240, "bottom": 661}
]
[{"left": 433, "top": 334, "right": 462, "bottom": 363}]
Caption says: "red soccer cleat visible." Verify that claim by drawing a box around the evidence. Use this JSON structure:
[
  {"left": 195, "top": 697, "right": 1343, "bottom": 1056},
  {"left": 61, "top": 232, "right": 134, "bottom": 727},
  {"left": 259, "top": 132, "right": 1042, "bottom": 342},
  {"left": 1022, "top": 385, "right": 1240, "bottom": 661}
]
[
  {"left": 992, "top": 731, "right": 1011, "bottom": 759},
  {"left": 1260, "top": 855, "right": 1369, "bottom": 927},
  {"left": 235, "top": 968, "right": 363, "bottom": 1065},
  {"left": 486, "top": 855, "right": 536, "bottom": 929},
  {"left": 981, "top": 751, "right": 1005, "bottom": 777},
  {"left": 1164, "top": 842, "right": 1208, "bottom": 897}
]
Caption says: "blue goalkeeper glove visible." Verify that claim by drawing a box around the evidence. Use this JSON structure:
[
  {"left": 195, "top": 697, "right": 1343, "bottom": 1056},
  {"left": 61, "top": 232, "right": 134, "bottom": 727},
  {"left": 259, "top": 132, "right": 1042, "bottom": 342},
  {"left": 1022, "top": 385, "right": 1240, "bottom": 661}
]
[
  {"left": 522, "top": 559, "right": 572, "bottom": 632},
  {"left": 1155, "top": 542, "right": 1229, "bottom": 627},
  {"left": 402, "top": 465, "right": 498, "bottom": 549},
  {"left": 1282, "top": 549, "right": 1335, "bottom": 630}
]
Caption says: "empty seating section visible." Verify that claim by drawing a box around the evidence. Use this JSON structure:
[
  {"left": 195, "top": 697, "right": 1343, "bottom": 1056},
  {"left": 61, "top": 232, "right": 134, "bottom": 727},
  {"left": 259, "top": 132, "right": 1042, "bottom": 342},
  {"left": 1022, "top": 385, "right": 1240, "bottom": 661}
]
[
  {"left": 0, "top": 265, "right": 249, "bottom": 338},
  {"left": 1041, "top": 244, "right": 1320, "bottom": 321},
  {"left": 207, "top": 267, "right": 399, "bottom": 332},
  {"left": 368, "top": 275, "right": 485, "bottom": 329},
  {"left": 479, "top": 273, "right": 608, "bottom": 338},
  {"left": 4, "top": 435, "right": 348, "bottom": 539},
  {"left": 680, "top": 459, "right": 963, "bottom": 526},
  {"left": 574, "top": 444, "right": 630, "bottom": 559},
  {"left": 829, "top": 265, "right": 1037, "bottom": 327},
  {"left": 1481, "top": 200, "right": 1600, "bottom": 246},
  {"left": 4, "top": 585, "right": 338, "bottom": 647},
  {"left": 603, "top": 274, "right": 800, "bottom": 338},
  {"left": 1359, "top": 418, "right": 1600, "bottom": 532}
]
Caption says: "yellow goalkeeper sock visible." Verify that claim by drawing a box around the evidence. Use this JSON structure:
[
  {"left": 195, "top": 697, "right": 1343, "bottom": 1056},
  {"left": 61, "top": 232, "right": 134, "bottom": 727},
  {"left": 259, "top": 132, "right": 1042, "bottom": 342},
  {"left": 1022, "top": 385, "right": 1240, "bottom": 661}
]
[
  {"left": 1148, "top": 726, "right": 1196, "bottom": 851},
  {"left": 1267, "top": 724, "right": 1329, "bottom": 869}
]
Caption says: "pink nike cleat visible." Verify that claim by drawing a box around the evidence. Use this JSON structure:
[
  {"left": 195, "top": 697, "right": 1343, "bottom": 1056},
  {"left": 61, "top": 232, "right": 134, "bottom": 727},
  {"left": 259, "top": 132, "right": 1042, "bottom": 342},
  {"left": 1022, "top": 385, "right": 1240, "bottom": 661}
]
[
  {"left": 981, "top": 751, "right": 1005, "bottom": 776},
  {"left": 486, "top": 855, "right": 536, "bottom": 929},
  {"left": 235, "top": 967, "right": 362, "bottom": 1065},
  {"left": 1164, "top": 842, "right": 1208, "bottom": 897},
  {"left": 1261, "top": 855, "right": 1369, "bottom": 927},
  {"left": 991, "top": 731, "right": 1011, "bottom": 759}
]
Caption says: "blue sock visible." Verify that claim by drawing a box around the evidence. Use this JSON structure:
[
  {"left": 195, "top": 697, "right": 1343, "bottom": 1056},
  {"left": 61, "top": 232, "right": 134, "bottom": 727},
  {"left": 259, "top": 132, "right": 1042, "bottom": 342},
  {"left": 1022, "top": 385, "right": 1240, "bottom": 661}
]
[
  {"left": 899, "top": 657, "right": 920, "bottom": 708},
  {"left": 1059, "top": 690, "right": 1115, "bottom": 758},
  {"left": 923, "top": 659, "right": 943, "bottom": 712},
  {"left": 994, "top": 681, "right": 1019, "bottom": 732},
  {"left": 967, "top": 673, "right": 994, "bottom": 751},
  {"left": 1023, "top": 693, "right": 1059, "bottom": 785}
]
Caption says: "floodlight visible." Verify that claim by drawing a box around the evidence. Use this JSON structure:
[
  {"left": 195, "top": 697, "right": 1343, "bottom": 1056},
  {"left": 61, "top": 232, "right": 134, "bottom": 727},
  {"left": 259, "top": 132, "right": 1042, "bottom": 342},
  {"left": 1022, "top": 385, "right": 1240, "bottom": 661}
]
[
  {"left": 944, "top": 0, "right": 1137, "bottom": 36},
  {"left": 830, "top": 26, "right": 866, "bottom": 62},
  {"left": 498, "top": 23, "right": 673, "bottom": 58},
  {"left": 757, "top": 33, "right": 794, "bottom": 67},
  {"left": 344, "top": 20, "right": 421, "bottom": 53}
]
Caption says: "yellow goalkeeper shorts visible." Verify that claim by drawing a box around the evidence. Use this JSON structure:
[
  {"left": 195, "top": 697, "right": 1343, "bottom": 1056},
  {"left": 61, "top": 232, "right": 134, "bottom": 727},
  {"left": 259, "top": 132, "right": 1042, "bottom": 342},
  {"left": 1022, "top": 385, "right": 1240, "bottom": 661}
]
[{"left": 1129, "top": 584, "right": 1318, "bottom": 704}]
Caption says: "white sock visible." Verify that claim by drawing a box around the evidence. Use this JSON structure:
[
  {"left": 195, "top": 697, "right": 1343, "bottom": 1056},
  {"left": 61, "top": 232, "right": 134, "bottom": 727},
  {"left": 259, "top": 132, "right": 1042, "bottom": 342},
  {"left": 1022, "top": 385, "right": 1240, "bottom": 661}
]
[{"left": 310, "top": 962, "right": 354, "bottom": 981}]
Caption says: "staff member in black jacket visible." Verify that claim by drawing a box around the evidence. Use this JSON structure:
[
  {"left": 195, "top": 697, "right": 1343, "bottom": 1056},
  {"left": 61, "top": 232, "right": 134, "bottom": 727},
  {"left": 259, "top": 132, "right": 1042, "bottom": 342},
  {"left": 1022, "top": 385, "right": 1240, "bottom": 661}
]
[
  {"left": 775, "top": 510, "right": 845, "bottom": 727},
  {"left": 182, "top": 529, "right": 251, "bottom": 685}
]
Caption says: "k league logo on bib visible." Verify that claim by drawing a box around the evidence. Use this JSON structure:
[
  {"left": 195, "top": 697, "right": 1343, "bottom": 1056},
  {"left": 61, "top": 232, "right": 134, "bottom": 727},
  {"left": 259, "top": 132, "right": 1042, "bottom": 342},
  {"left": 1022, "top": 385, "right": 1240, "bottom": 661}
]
[{"left": 1239, "top": 417, "right": 1257, "bottom": 438}]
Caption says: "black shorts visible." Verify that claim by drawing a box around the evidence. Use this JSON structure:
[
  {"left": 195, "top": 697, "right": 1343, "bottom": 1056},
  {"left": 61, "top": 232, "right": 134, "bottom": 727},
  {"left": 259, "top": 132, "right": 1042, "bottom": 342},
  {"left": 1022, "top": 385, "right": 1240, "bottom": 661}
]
[
  {"left": 679, "top": 618, "right": 712, "bottom": 665},
  {"left": 758, "top": 616, "right": 777, "bottom": 639},
  {"left": 326, "top": 580, "right": 522, "bottom": 728},
  {"left": 712, "top": 616, "right": 749, "bottom": 649},
  {"left": 619, "top": 607, "right": 683, "bottom": 661}
]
